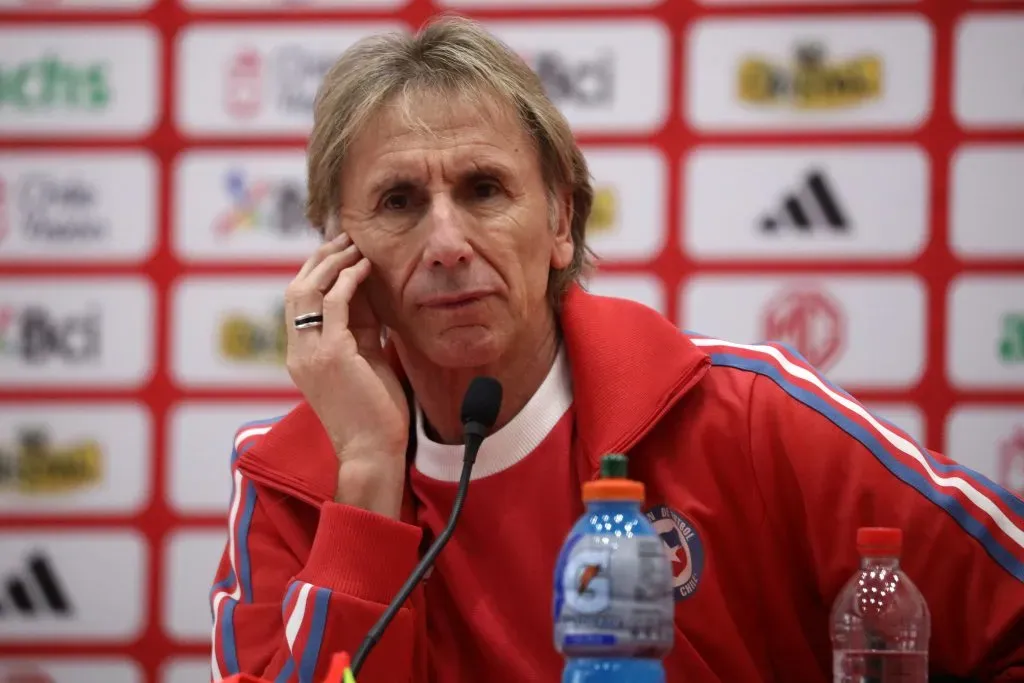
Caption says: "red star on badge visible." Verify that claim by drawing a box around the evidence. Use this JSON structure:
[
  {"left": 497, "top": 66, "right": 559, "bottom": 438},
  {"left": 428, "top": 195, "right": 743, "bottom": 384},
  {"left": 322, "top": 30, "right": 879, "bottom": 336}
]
[{"left": 665, "top": 542, "right": 688, "bottom": 578}]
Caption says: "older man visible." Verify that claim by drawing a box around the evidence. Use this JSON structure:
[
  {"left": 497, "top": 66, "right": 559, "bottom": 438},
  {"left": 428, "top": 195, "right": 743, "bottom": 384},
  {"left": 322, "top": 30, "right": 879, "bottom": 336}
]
[{"left": 208, "top": 16, "right": 1024, "bottom": 683}]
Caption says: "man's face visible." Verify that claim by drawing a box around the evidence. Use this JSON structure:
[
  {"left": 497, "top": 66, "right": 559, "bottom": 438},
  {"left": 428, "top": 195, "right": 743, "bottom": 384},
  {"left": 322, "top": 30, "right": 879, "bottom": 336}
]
[{"left": 336, "top": 90, "right": 574, "bottom": 368}]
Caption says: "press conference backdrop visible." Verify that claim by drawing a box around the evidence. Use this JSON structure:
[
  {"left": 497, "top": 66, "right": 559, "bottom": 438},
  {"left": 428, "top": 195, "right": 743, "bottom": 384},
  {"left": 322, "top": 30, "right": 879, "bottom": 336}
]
[{"left": 0, "top": 0, "right": 1022, "bottom": 680}]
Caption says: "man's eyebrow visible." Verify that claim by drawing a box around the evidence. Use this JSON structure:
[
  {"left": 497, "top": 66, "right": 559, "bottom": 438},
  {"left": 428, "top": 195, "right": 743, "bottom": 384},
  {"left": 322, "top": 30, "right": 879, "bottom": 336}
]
[
  {"left": 367, "top": 172, "right": 419, "bottom": 198},
  {"left": 466, "top": 159, "right": 516, "bottom": 180}
]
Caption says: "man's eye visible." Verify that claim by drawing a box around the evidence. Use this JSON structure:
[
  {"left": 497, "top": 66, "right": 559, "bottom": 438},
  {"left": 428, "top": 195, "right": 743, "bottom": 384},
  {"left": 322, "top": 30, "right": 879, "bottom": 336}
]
[
  {"left": 473, "top": 181, "right": 500, "bottom": 199},
  {"left": 382, "top": 193, "right": 409, "bottom": 211}
]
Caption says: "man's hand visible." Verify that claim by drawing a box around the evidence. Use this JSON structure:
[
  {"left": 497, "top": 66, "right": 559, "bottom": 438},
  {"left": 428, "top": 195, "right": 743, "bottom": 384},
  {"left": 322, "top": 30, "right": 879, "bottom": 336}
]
[{"left": 284, "top": 232, "right": 409, "bottom": 519}]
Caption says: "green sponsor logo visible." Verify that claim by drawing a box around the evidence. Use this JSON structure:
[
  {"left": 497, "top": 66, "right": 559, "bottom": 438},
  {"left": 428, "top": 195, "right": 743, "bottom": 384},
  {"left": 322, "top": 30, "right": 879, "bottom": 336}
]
[
  {"left": 998, "top": 313, "right": 1024, "bottom": 363},
  {"left": 0, "top": 54, "right": 110, "bottom": 111}
]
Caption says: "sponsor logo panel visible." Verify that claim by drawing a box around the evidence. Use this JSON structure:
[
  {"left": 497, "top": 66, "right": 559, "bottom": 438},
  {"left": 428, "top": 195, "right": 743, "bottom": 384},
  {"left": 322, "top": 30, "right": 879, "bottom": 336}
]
[
  {"left": 685, "top": 146, "right": 929, "bottom": 261},
  {"left": 163, "top": 530, "right": 227, "bottom": 642},
  {"left": 0, "top": 152, "right": 157, "bottom": 264},
  {"left": 173, "top": 150, "right": 319, "bottom": 262},
  {"left": 946, "top": 406, "right": 1024, "bottom": 498},
  {"left": 586, "top": 274, "right": 666, "bottom": 316},
  {"left": 167, "top": 401, "right": 295, "bottom": 515},
  {"left": 954, "top": 14, "right": 1024, "bottom": 129},
  {"left": 697, "top": 0, "right": 915, "bottom": 4},
  {"left": 0, "top": 0, "right": 153, "bottom": 9},
  {"left": 0, "top": 278, "right": 155, "bottom": 389},
  {"left": 948, "top": 275, "right": 1024, "bottom": 389},
  {"left": 184, "top": 0, "right": 406, "bottom": 8},
  {"left": 0, "top": 531, "right": 146, "bottom": 642},
  {"left": 582, "top": 147, "right": 666, "bottom": 262},
  {"left": 0, "top": 403, "right": 150, "bottom": 516},
  {"left": 175, "top": 23, "right": 405, "bottom": 136},
  {"left": 160, "top": 659, "right": 211, "bottom": 683},
  {"left": 950, "top": 146, "right": 1024, "bottom": 259},
  {"left": 0, "top": 659, "right": 142, "bottom": 683},
  {"left": 863, "top": 403, "right": 926, "bottom": 445},
  {"left": 440, "top": 0, "right": 658, "bottom": 6},
  {"left": 0, "top": 25, "right": 159, "bottom": 137},
  {"left": 485, "top": 20, "right": 669, "bottom": 133},
  {"left": 681, "top": 275, "right": 926, "bottom": 389},
  {"left": 171, "top": 276, "right": 298, "bottom": 389},
  {"left": 685, "top": 16, "right": 933, "bottom": 131}
]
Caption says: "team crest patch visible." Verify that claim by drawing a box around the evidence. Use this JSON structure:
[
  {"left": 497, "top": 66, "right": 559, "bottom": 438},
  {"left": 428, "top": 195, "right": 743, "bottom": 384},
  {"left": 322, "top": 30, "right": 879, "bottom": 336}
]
[{"left": 645, "top": 505, "right": 705, "bottom": 602}]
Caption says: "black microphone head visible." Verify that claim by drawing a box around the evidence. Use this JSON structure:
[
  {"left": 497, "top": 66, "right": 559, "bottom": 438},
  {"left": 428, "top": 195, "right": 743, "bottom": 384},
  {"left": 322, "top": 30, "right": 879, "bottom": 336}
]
[{"left": 460, "top": 376, "right": 503, "bottom": 429}]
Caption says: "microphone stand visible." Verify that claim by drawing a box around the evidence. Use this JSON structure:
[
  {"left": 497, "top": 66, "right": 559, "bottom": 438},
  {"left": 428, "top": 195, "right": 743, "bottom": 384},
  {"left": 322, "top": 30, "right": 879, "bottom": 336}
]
[{"left": 349, "top": 419, "right": 489, "bottom": 677}]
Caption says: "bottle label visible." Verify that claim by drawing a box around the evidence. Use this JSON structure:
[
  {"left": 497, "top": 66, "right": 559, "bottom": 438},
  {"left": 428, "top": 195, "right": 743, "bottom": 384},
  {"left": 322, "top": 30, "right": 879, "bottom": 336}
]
[{"left": 553, "top": 533, "right": 675, "bottom": 657}]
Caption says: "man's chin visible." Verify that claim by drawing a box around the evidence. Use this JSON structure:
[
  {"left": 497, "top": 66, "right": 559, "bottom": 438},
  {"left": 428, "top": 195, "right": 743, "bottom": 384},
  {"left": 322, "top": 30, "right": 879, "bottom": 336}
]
[{"left": 421, "top": 326, "right": 504, "bottom": 369}]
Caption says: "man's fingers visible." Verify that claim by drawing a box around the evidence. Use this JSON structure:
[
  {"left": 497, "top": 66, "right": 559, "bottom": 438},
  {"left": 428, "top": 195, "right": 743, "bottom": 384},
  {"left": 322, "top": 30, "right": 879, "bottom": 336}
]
[
  {"left": 320, "top": 257, "right": 373, "bottom": 344},
  {"left": 306, "top": 244, "right": 362, "bottom": 295},
  {"left": 295, "top": 231, "right": 351, "bottom": 280}
]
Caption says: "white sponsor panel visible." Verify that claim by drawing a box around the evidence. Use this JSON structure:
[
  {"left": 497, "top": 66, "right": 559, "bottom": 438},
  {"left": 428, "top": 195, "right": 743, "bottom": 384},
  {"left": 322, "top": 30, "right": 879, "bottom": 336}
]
[
  {"left": 698, "top": 0, "right": 914, "bottom": 3},
  {"left": 173, "top": 150, "right": 320, "bottom": 263},
  {"left": 587, "top": 274, "right": 666, "bottom": 316},
  {"left": 0, "top": 277, "right": 155, "bottom": 389},
  {"left": 863, "top": 403, "right": 926, "bottom": 446},
  {"left": 0, "top": 25, "right": 159, "bottom": 137},
  {"left": 947, "top": 276, "right": 1024, "bottom": 389},
  {"left": 0, "top": 0, "right": 153, "bottom": 8},
  {"left": 685, "top": 146, "right": 929, "bottom": 261},
  {"left": 0, "top": 152, "right": 157, "bottom": 263},
  {"left": 954, "top": 14, "right": 1024, "bottom": 128},
  {"left": 582, "top": 147, "right": 666, "bottom": 262},
  {"left": 171, "top": 276, "right": 297, "bottom": 389},
  {"left": 175, "top": 23, "right": 405, "bottom": 136},
  {"left": 681, "top": 275, "right": 926, "bottom": 389},
  {"left": 686, "top": 16, "right": 933, "bottom": 131},
  {"left": 950, "top": 146, "right": 1024, "bottom": 258},
  {"left": 0, "top": 531, "right": 146, "bottom": 642},
  {"left": 167, "top": 401, "right": 295, "bottom": 515},
  {"left": 441, "top": 0, "right": 658, "bottom": 5},
  {"left": 0, "top": 659, "right": 143, "bottom": 683},
  {"left": 486, "top": 20, "right": 669, "bottom": 134},
  {"left": 185, "top": 0, "right": 405, "bottom": 8},
  {"left": 945, "top": 406, "right": 1024, "bottom": 498},
  {"left": 164, "top": 529, "right": 228, "bottom": 642},
  {"left": 0, "top": 402, "right": 151, "bottom": 516},
  {"left": 161, "top": 658, "right": 212, "bottom": 683}
]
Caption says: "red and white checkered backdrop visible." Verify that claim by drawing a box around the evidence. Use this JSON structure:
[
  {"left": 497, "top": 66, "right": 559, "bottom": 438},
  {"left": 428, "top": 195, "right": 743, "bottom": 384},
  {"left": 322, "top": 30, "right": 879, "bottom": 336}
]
[{"left": 0, "top": 0, "right": 1022, "bottom": 681}]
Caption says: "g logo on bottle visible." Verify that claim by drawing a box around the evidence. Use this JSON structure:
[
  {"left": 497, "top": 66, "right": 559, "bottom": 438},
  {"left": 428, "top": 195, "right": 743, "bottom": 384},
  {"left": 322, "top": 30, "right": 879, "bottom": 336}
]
[{"left": 562, "top": 548, "right": 611, "bottom": 614}]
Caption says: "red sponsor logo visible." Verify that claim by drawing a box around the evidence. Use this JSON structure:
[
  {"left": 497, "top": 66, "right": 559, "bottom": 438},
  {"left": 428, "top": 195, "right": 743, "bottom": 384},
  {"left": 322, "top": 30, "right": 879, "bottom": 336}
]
[
  {"left": 224, "top": 48, "right": 263, "bottom": 119},
  {"left": 762, "top": 286, "right": 845, "bottom": 370}
]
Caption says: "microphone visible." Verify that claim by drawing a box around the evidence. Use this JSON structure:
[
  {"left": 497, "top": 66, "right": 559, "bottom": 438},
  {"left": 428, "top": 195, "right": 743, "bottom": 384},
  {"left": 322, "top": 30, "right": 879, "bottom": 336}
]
[{"left": 350, "top": 376, "right": 503, "bottom": 676}]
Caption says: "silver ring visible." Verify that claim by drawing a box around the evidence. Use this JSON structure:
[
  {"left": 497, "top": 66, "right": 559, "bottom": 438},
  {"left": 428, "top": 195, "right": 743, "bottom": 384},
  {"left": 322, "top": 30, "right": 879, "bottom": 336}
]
[{"left": 293, "top": 312, "right": 324, "bottom": 330}]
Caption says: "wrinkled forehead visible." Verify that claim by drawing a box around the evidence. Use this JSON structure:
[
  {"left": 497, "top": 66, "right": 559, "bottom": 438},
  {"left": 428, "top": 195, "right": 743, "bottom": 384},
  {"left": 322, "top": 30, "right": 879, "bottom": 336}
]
[{"left": 347, "top": 86, "right": 535, "bottom": 165}]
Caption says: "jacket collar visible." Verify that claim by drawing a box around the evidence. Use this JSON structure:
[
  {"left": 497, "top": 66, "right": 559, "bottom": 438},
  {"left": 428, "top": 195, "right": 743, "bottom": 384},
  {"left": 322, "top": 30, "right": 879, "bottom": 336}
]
[{"left": 236, "top": 283, "right": 710, "bottom": 508}]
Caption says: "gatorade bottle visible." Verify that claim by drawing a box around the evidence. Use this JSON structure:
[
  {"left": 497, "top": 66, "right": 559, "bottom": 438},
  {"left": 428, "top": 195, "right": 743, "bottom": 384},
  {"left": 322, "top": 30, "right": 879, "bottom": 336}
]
[
  {"left": 830, "top": 527, "right": 931, "bottom": 682},
  {"left": 553, "top": 453, "right": 675, "bottom": 683}
]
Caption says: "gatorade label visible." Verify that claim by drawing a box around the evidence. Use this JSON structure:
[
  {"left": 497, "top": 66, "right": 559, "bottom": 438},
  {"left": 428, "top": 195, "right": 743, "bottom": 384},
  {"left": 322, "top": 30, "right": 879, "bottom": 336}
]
[{"left": 553, "top": 533, "right": 675, "bottom": 657}]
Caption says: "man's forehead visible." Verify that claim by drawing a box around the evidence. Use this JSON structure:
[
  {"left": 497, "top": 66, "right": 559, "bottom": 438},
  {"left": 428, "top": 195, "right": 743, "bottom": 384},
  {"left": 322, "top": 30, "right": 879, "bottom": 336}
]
[{"left": 352, "top": 89, "right": 528, "bottom": 156}]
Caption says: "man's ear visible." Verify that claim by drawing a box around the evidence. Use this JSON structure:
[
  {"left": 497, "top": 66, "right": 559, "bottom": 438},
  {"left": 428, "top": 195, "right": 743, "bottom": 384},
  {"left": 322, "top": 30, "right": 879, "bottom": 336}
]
[{"left": 550, "top": 189, "right": 575, "bottom": 270}]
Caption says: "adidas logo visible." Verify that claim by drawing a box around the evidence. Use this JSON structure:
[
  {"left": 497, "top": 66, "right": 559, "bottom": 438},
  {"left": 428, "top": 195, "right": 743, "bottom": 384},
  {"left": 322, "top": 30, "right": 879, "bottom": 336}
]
[
  {"left": 0, "top": 552, "right": 73, "bottom": 617},
  {"left": 760, "top": 169, "right": 850, "bottom": 232}
]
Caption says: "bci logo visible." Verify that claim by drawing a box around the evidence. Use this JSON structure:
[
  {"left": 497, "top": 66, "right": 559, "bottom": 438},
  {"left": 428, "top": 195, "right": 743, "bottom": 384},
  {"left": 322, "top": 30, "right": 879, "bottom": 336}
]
[
  {"left": 0, "top": 305, "right": 102, "bottom": 363},
  {"left": 526, "top": 50, "right": 615, "bottom": 107}
]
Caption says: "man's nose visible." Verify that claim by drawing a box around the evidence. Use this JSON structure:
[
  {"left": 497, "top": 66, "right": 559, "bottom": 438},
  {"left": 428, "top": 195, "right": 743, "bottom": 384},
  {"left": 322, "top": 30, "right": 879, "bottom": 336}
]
[{"left": 421, "top": 194, "right": 474, "bottom": 268}]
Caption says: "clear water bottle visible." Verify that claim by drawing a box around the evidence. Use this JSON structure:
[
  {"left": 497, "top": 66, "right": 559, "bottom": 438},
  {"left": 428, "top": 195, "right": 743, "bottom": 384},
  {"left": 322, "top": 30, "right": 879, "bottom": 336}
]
[
  {"left": 830, "top": 527, "right": 931, "bottom": 683},
  {"left": 553, "top": 453, "right": 675, "bottom": 683}
]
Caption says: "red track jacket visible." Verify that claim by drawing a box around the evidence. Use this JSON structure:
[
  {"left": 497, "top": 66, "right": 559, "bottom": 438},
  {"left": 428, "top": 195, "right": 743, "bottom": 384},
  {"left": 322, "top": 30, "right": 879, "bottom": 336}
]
[{"left": 209, "top": 285, "right": 1024, "bottom": 682}]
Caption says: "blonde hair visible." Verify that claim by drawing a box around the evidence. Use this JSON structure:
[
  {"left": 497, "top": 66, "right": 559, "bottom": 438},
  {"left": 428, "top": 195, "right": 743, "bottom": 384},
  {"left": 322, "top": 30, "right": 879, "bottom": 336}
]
[{"left": 305, "top": 14, "right": 595, "bottom": 307}]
